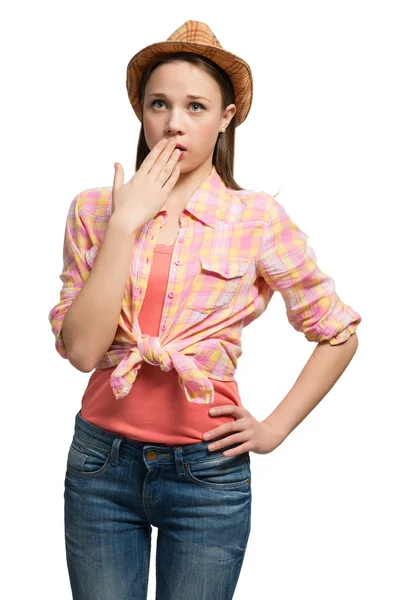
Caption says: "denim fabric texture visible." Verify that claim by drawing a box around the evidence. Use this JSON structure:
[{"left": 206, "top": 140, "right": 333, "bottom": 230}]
[{"left": 64, "top": 410, "right": 252, "bottom": 600}]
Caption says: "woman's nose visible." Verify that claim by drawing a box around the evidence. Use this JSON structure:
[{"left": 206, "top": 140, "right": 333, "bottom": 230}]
[{"left": 165, "top": 110, "right": 185, "bottom": 135}]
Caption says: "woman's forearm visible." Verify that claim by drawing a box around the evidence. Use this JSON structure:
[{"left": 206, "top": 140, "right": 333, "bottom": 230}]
[
  {"left": 62, "top": 217, "right": 138, "bottom": 372},
  {"left": 263, "top": 333, "right": 359, "bottom": 438}
]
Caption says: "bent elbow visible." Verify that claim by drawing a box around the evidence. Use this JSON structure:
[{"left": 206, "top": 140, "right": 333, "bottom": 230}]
[{"left": 67, "top": 351, "right": 94, "bottom": 373}]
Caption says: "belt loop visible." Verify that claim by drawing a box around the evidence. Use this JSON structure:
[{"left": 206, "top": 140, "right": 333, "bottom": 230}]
[
  {"left": 173, "top": 446, "right": 185, "bottom": 476},
  {"left": 110, "top": 436, "right": 123, "bottom": 466}
]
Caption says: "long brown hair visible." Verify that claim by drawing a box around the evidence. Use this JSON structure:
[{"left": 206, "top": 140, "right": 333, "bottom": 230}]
[{"left": 135, "top": 51, "right": 244, "bottom": 191}]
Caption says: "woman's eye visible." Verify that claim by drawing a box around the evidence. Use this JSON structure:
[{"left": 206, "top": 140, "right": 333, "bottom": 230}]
[
  {"left": 190, "top": 103, "right": 205, "bottom": 112},
  {"left": 150, "top": 100, "right": 205, "bottom": 111}
]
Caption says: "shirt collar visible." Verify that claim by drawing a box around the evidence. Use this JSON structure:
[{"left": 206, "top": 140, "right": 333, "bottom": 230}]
[{"left": 159, "top": 165, "right": 229, "bottom": 229}]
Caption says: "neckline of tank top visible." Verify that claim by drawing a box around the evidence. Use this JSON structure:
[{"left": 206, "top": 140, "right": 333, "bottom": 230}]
[{"left": 154, "top": 243, "right": 174, "bottom": 253}]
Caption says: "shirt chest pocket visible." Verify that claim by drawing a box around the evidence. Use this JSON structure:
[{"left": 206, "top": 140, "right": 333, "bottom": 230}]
[{"left": 186, "top": 256, "right": 254, "bottom": 313}]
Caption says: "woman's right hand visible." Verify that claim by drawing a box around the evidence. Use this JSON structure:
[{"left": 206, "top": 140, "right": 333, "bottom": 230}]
[{"left": 110, "top": 137, "right": 181, "bottom": 235}]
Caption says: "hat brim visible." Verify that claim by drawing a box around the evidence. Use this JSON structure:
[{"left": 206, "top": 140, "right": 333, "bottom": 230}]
[{"left": 126, "top": 41, "right": 253, "bottom": 127}]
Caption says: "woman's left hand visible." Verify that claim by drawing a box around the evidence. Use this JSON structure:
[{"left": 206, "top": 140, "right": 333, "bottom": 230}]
[{"left": 203, "top": 405, "right": 287, "bottom": 457}]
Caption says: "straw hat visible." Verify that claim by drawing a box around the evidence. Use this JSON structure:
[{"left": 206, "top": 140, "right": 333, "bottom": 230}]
[{"left": 126, "top": 20, "right": 253, "bottom": 127}]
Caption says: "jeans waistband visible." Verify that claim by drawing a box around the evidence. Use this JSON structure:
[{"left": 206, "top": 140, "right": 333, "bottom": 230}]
[{"left": 74, "top": 410, "right": 244, "bottom": 465}]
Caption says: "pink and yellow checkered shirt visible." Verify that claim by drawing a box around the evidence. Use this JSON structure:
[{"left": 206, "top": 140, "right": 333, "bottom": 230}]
[{"left": 49, "top": 165, "right": 361, "bottom": 404}]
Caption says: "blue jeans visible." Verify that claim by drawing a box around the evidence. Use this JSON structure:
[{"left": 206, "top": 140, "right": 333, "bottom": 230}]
[{"left": 64, "top": 410, "right": 252, "bottom": 600}]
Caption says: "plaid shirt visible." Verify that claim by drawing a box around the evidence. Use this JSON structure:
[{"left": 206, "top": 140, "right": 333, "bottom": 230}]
[{"left": 48, "top": 165, "right": 361, "bottom": 404}]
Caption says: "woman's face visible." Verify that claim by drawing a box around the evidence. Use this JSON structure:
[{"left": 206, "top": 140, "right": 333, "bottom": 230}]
[{"left": 142, "top": 61, "right": 236, "bottom": 174}]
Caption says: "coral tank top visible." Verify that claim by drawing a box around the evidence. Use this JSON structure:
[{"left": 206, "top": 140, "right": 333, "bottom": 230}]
[{"left": 80, "top": 243, "right": 242, "bottom": 445}]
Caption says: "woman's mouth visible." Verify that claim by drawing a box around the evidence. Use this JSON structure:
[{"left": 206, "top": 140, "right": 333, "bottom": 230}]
[{"left": 175, "top": 145, "right": 187, "bottom": 160}]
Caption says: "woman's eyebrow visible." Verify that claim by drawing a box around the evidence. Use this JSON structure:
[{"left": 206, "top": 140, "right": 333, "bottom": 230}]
[{"left": 147, "top": 92, "right": 211, "bottom": 103}]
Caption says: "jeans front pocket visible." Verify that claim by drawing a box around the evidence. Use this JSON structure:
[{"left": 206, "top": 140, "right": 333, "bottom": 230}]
[
  {"left": 66, "top": 435, "right": 111, "bottom": 478},
  {"left": 185, "top": 451, "right": 251, "bottom": 490}
]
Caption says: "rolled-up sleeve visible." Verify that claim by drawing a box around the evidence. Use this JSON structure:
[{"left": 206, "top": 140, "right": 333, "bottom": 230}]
[
  {"left": 257, "top": 197, "right": 361, "bottom": 345},
  {"left": 48, "top": 192, "right": 92, "bottom": 358}
]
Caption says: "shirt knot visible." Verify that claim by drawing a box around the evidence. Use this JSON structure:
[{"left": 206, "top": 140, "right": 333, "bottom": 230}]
[{"left": 109, "top": 334, "right": 215, "bottom": 404}]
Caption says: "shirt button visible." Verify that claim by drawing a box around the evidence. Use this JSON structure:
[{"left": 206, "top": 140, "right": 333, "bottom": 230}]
[
  {"left": 168, "top": 292, "right": 174, "bottom": 298},
  {"left": 161, "top": 325, "right": 166, "bottom": 331},
  {"left": 176, "top": 259, "right": 182, "bottom": 265},
  {"left": 225, "top": 267, "right": 230, "bottom": 274}
]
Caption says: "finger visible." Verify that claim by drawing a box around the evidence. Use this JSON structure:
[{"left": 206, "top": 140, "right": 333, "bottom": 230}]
[
  {"left": 222, "top": 442, "right": 251, "bottom": 457},
  {"left": 209, "top": 422, "right": 240, "bottom": 441},
  {"left": 139, "top": 138, "right": 169, "bottom": 175},
  {"left": 112, "top": 162, "right": 122, "bottom": 214},
  {"left": 150, "top": 138, "right": 179, "bottom": 181},
  {"left": 160, "top": 162, "right": 180, "bottom": 195},
  {"left": 208, "top": 431, "right": 248, "bottom": 453},
  {"left": 154, "top": 148, "right": 181, "bottom": 186},
  {"left": 113, "top": 162, "right": 123, "bottom": 191},
  {"left": 203, "top": 424, "right": 228, "bottom": 440}
]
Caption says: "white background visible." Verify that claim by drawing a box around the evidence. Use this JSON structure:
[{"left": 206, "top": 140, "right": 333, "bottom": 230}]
[{"left": 1, "top": 0, "right": 398, "bottom": 598}]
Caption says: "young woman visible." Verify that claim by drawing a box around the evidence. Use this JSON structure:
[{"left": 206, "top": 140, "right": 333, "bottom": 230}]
[{"left": 49, "top": 20, "right": 362, "bottom": 600}]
